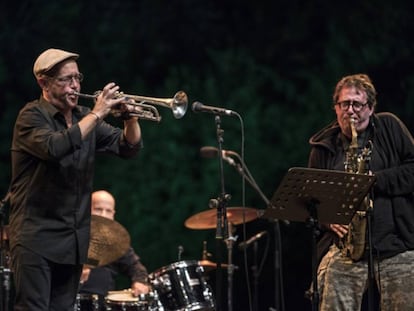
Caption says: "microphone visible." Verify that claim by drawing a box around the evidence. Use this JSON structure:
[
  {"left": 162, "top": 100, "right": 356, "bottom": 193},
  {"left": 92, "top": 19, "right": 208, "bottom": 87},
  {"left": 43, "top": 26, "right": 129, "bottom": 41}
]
[
  {"left": 192, "top": 101, "right": 236, "bottom": 116},
  {"left": 238, "top": 231, "right": 268, "bottom": 250},
  {"left": 200, "top": 146, "right": 237, "bottom": 166}
]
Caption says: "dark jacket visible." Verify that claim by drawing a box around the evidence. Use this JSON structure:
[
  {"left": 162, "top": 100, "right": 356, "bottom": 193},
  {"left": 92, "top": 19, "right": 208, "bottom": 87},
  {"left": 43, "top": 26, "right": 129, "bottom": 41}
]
[
  {"left": 9, "top": 97, "right": 142, "bottom": 264},
  {"left": 80, "top": 247, "right": 149, "bottom": 296},
  {"left": 308, "top": 112, "right": 414, "bottom": 259}
]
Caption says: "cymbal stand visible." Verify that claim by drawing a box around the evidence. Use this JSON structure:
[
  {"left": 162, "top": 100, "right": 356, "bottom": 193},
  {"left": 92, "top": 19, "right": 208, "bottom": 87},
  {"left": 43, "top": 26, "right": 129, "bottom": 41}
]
[
  {"left": 202, "top": 241, "right": 212, "bottom": 261},
  {"left": 0, "top": 191, "right": 11, "bottom": 311}
]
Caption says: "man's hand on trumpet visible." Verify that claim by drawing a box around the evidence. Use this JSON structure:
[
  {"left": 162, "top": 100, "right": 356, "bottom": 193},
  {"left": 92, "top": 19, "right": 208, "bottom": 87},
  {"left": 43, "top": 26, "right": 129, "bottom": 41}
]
[
  {"left": 91, "top": 82, "right": 126, "bottom": 120},
  {"left": 93, "top": 83, "right": 143, "bottom": 121},
  {"left": 114, "top": 97, "right": 143, "bottom": 121},
  {"left": 77, "top": 82, "right": 141, "bottom": 141}
]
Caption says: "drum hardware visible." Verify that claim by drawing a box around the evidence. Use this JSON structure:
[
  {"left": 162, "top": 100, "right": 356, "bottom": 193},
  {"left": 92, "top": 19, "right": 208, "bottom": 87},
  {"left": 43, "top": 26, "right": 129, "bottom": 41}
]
[
  {"left": 202, "top": 241, "right": 211, "bottom": 261},
  {"left": 87, "top": 215, "right": 131, "bottom": 267},
  {"left": 198, "top": 259, "right": 229, "bottom": 272},
  {"left": 177, "top": 245, "right": 184, "bottom": 261},
  {"left": 198, "top": 241, "right": 231, "bottom": 273}
]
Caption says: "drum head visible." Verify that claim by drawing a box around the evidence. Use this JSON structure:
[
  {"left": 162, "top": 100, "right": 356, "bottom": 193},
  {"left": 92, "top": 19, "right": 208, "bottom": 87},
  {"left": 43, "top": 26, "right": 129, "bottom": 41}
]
[{"left": 106, "top": 290, "right": 138, "bottom": 302}]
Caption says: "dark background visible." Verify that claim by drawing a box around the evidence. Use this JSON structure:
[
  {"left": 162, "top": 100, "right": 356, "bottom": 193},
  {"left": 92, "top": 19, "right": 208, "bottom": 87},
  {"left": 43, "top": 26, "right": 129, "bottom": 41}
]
[{"left": 1, "top": 1, "right": 414, "bottom": 310}]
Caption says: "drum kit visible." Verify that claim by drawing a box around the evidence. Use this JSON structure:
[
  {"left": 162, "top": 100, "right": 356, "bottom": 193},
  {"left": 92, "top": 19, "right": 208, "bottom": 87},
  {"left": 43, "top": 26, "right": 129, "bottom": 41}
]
[{"left": 76, "top": 206, "right": 261, "bottom": 311}]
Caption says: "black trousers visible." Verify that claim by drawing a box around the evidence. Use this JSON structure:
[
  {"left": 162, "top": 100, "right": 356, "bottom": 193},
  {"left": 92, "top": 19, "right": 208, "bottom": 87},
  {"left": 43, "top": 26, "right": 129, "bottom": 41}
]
[{"left": 11, "top": 245, "right": 82, "bottom": 311}]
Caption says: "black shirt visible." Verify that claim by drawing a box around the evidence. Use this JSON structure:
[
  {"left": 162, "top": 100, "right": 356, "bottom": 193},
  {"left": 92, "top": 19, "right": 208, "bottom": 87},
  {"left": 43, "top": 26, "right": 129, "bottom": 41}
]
[{"left": 9, "top": 97, "right": 141, "bottom": 264}]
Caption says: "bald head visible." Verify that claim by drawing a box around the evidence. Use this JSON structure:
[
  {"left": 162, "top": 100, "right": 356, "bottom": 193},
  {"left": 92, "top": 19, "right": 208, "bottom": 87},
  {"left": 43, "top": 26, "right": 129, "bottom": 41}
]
[{"left": 91, "top": 190, "right": 116, "bottom": 220}]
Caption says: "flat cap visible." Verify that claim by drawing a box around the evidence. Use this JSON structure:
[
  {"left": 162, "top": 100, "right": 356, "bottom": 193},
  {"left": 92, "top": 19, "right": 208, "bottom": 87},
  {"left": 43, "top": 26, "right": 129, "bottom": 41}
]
[{"left": 33, "top": 48, "right": 79, "bottom": 77}]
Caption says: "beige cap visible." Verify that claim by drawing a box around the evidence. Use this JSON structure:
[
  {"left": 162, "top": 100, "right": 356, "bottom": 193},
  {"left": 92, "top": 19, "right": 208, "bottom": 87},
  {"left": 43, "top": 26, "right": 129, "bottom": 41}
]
[{"left": 33, "top": 48, "right": 79, "bottom": 77}]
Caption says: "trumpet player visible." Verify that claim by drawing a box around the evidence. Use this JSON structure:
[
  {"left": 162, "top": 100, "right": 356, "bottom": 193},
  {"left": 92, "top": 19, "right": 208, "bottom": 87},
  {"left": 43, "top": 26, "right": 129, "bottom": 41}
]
[
  {"left": 8, "top": 48, "right": 142, "bottom": 310},
  {"left": 307, "top": 74, "right": 414, "bottom": 310}
]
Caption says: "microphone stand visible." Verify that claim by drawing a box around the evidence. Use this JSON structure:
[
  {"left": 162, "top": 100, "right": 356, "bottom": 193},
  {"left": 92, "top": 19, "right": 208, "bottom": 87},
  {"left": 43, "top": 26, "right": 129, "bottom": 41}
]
[
  {"left": 252, "top": 241, "right": 259, "bottom": 311},
  {"left": 226, "top": 154, "right": 285, "bottom": 311},
  {"left": 225, "top": 223, "right": 238, "bottom": 311},
  {"left": 211, "top": 115, "right": 232, "bottom": 311}
]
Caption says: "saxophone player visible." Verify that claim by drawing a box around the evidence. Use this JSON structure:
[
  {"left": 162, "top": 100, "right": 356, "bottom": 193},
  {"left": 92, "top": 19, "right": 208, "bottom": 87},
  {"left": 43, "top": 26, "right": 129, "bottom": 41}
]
[{"left": 307, "top": 74, "right": 414, "bottom": 310}]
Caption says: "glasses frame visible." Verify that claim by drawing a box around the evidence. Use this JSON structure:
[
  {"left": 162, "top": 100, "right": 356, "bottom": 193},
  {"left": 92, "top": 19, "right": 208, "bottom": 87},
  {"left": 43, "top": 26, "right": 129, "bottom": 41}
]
[
  {"left": 336, "top": 100, "right": 368, "bottom": 112},
  {"left": 53, "top": 73, "right": 84, "bottom": 86}
]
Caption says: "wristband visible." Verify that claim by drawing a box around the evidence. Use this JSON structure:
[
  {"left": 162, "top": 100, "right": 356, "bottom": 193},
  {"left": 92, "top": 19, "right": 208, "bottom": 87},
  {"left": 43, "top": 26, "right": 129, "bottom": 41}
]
[{"left": 88, "top": 111, "right": 100, "bottom": 122}]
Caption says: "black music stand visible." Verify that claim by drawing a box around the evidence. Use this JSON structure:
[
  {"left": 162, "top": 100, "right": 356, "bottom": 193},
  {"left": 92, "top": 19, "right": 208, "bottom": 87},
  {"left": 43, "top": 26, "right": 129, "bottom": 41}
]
[{"left": 264, "top": 167, "right": 376, "bottom": 311}]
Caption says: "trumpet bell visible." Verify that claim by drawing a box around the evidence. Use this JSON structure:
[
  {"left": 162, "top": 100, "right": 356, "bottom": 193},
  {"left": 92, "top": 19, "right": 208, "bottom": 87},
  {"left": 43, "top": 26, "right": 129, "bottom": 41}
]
[{"left": 171, "top": 91, "right": 188, "bottom": 119}]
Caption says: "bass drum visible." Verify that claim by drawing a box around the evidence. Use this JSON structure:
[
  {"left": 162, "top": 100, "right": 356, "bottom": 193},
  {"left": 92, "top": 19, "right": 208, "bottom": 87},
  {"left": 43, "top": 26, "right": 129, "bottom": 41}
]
[
  {"left": 149, "top": 260, "right": 215, "bottom": 311},
  {"left": 105, "top": 289, "right": 162, "bottom": 311}
]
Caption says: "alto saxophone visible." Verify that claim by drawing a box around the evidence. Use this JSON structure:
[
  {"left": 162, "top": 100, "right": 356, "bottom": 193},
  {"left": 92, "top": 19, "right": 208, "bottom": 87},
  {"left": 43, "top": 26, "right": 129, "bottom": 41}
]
[{"left": 340, "top": 117, "right": 373, "bottom": 261}]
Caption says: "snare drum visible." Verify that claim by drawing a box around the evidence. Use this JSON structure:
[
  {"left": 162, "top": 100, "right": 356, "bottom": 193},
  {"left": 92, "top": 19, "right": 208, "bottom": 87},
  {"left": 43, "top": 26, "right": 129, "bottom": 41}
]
[
  {"left": 74, "top": 293, "right": 99, "bottom": 311},
  {"left": 105, "top": 290, "right": 162, "bottom": 311},
  {"left": 149, "top": 260, "right": 215, "bottom": 311}
]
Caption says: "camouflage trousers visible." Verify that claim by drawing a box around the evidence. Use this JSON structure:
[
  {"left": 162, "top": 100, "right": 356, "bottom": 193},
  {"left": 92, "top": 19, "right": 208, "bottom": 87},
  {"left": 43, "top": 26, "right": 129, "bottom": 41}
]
[{"left": 316, "top": 245, "right": 414, "bottom": 311}]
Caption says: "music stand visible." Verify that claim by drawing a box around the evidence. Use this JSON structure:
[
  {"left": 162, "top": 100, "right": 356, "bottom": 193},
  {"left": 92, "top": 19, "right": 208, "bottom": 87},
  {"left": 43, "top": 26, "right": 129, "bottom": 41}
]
[{"left": 264, "top": 167, "right": 376, "bottom": 311}]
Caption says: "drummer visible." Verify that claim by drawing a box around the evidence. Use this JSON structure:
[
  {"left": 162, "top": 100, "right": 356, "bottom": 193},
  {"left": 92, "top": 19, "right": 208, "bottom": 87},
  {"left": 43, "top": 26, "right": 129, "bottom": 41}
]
[{"left": 79, "top": 190, "right": 150, "bottom": 309}]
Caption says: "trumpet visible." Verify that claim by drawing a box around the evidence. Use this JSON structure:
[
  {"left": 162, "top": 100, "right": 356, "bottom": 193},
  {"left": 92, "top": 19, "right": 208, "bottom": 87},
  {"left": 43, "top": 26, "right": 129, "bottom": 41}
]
[{"left": 72, "top": 90, "right": 188, "bottom": 122}]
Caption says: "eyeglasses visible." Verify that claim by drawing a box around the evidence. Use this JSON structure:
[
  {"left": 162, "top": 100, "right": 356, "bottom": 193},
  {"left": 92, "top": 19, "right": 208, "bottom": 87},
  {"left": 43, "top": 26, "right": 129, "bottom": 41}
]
[
  {"left": 336, "top": 100, "right": 368, "bottom": 112},
  {"left": 54, "top": 73, "right": 84, "bottom": 86}
]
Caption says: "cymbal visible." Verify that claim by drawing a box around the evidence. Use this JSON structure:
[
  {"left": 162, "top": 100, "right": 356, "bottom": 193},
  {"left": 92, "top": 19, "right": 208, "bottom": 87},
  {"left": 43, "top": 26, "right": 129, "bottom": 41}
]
[
  {"left": 185, "top": 207, "right": 261, "bottom": 229},
  {"left": 87, "top": 215, "right": 130, "bottom": 267},
  {"left": 199, "top": 260, "right": 228, "bottom": 272}
]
